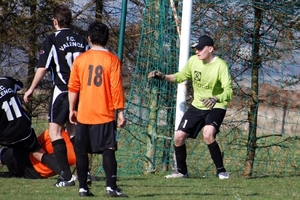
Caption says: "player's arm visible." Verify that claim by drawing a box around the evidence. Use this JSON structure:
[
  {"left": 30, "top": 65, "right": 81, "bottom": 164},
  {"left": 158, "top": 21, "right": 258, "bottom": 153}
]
[
  {"left": 148, "top": 58, "right": 193, "bottom": 83},
  {"left": 164, "top": 74, "right": 176, "bottom": 82},
  {"left": 216, "top": 66, "right": 233, "bottom": 103},
  {"left": 147, "top": 71, "right": 176, "bottom": 82},
  {"left": 24, "top": 67, "right": 47, "bottom": 103},
  {"left": 117, "top": 109, "right": 126, "bottom": 128}
]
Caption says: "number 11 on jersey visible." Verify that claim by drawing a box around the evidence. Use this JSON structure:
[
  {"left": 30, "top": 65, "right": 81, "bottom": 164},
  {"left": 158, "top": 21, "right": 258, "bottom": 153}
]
[{"left": 2, "top": 96, "right": 22, "bottom": 121}]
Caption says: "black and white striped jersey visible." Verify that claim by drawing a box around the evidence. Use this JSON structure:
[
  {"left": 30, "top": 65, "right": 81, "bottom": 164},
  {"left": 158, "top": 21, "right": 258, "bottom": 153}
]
[
  {"left": 0, "top": 76, "right": 32, "bottom": 145},
  {"left": 38, "top": 29, "right": 89, "bottom": 91}
]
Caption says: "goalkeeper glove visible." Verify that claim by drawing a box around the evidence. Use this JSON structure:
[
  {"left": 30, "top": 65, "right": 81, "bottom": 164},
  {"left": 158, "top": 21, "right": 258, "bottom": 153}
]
[
  {"left": 147, "top": 70, "right": 166, "bottom": 80},
  {"left": 202, "top": 97, "right": 218, "bottom": 109}
]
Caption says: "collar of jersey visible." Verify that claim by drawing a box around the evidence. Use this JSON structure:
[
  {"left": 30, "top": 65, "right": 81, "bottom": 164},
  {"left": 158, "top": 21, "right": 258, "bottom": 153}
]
[{"left": 91, "top": 47, "right": 108, "bottom": 51}]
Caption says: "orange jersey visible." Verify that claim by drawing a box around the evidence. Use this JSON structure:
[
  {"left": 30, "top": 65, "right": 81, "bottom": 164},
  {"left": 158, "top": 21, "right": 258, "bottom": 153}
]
[
  {"left": 29, "top": 130, "right": 76, "bottom": 178},
  {"left": 68, "top": 48, "right": 125, "bottom": 124}
]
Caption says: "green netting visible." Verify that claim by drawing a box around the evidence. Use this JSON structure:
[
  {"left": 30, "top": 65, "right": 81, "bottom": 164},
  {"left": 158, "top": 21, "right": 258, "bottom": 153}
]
[{"left": 111, "top": 0, "right": 300, "bottom": 178}]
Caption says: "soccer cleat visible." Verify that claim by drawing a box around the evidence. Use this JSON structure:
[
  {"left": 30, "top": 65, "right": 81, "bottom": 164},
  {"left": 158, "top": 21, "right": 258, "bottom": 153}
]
[
  {"left": 54, "top": 175, "right": 76, "bottom": 187},
  {"left": 79, "top": 188, "right": 94, "bottom": 197},
  {"left": 106, "top": 187, "right": 128, "bottom": 198},
  {"left": 164, "top": 172, "right": 189, "bottom": 179},
  {"left": 218, "top": 172, "right": 230, "bottom": 179},
  {"left": 87, "top": 171, "right": 92, "bottom": 186}
]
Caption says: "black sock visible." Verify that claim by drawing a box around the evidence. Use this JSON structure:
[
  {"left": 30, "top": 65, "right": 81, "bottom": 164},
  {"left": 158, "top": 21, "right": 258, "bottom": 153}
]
[
  {"left": 208, "top": 141, "right": 226, "bottom": 174},
  {"left": 88, "top": 153, "right": 93, "bottom": 173},
  {"left": 52, "top": 139, "right": 72, "bottom": 180},
  {"left": 174, "top": 144, "right": 187, "bottom": 175},
  {"left": 103, "top": 149, "right": 117, "bottom": 190},
  {"left": 41, "top": 153, "right": 61, "bottom": 175},
  {"left": 76, "top": 151, "right": 89, "bottom": 189}
]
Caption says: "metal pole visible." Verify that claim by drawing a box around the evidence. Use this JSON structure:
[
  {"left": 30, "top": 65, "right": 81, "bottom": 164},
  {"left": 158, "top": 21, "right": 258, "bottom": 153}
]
[
  {"left": 115, "top": 0, "right": 128, "bottom": 122},
  {"left": 173, "top": 0, "right": 192, "bottom": 172},
  {"left": 117, "top": 0, "right": 128, "bottom": 61}
]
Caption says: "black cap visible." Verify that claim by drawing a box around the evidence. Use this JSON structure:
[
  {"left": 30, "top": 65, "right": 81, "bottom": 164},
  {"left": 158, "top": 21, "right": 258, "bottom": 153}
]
[{"left": 191, "top": 35, "right": 214, "bottom": 50}]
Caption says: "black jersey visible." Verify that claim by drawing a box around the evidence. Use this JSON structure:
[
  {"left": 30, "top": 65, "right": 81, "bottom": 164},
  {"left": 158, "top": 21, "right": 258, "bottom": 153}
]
[
  {"left": 0, "top": 77, "right": 32, "bottom": 145},
  {"left": 38, "top": 29, "right": 89, "bottom": 91}
]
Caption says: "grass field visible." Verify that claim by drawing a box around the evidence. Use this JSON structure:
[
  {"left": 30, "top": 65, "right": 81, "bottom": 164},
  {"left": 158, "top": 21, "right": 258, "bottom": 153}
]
[
  {"left": 0, "top": 171, "right": 299, "bottom": 200},
  {"left": 20, "top": 120, "right": 300, "bottom": 199}
]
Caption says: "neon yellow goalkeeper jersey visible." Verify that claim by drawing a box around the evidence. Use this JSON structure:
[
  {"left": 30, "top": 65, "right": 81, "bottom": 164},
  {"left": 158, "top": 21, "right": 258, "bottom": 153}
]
[{"left": 174, "top": 55, "right": 233, "bottom": 110}]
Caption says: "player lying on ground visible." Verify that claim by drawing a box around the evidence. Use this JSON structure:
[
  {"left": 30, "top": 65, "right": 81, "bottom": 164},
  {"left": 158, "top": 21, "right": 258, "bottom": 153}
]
[
  {"left": 0, "top": 130, "right": 76, "bottom": 180},
  {"left": 0, "top": 76, "right": 63, "bottom": 180}
]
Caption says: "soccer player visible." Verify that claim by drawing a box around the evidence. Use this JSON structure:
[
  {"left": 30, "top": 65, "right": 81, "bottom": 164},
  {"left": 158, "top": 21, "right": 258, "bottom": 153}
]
[
  {"left": 68, "top": 21, "right": 128, "bottom": 197},
  {"left": 23, "top": 4, "right": 89, "bottom": 186},
  {"left": 148, "top": 35, "right": 233, "bottom": 179},
  {"left": 0, "top": 129, "right": 76, "bottom": 180},
  {"left": 0, "top": 76, "right": 62, "bottom": 178}
]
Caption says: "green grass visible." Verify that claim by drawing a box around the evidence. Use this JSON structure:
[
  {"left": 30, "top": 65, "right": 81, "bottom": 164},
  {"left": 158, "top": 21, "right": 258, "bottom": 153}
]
[
  {"left": 0, "top": 173, "right": 299, "bottom": 200},
  {"left": 20, "top": 122, "right": 300, "bottom": 199}
]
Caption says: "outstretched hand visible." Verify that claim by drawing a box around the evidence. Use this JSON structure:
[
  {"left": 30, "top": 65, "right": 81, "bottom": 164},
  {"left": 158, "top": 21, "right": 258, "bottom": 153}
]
[
  {"left": 202, "top": 97, "right": 218, "bottom": 110},
  {"left": 147, "top": 70, "right": 166, "bottom": 80}
]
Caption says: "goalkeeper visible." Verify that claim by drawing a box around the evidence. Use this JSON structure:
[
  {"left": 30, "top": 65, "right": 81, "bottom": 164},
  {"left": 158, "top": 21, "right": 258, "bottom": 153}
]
[{"left": 148, "top": 35, "right": 233, "bottom": 179}]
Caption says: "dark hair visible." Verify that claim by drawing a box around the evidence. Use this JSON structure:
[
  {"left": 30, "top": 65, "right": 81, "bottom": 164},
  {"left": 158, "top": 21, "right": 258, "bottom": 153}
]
[
  {"left": 88, "top": 21, "right": 109, "bottom": 46},
  {"left": 53, "top": 4, "right": 72, "bottom": 28}
]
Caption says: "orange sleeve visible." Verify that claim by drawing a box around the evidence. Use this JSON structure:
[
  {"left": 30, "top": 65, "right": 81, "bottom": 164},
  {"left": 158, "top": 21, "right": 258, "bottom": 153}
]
[{"left": 110, "top": 55, "right": 125, "bottom": 110}]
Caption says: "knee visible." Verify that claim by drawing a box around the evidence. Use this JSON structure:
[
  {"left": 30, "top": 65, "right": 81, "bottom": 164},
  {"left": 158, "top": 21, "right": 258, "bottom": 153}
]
[
  {"left": 174, "top": 130, "right": 187, "bottom": 146},
  {"left": 202, "top": 127, "right": 216, "bottom": 144},
  {"left": 203, "top": 135, "right": 215, "bottom": 144}
]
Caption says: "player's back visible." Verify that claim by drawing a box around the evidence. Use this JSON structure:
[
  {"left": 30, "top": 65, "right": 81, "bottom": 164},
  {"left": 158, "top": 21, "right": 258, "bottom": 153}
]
[
  {"left": 0, "top": 77, "right": 32, "bottom": 144},
  {"left": 38, "top": 29, "right": 89, "bottom": 90},
  {"left": 69, "top": 49, "right": 124, "bottom": 124}
]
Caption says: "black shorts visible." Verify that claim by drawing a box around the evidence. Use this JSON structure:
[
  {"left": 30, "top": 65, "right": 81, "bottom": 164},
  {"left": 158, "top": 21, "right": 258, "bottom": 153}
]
[
  {"left": 75, "top": 121, "right": 118, "bottom": 154},
  {"left": 0, "top": 148, "right": 42, "bottom": 179},
  {"left": 1, "top": 128, "right": 42, "bottom": 152},
  {"left": 177, "top": 105, "right": 226, "bottom": 139},
  {"left": 48, "top": 85, "right": 69, "bottom": 124}
]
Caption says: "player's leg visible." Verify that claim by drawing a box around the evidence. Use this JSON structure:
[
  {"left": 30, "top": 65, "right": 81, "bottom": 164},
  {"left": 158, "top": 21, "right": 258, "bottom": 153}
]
[
  {"left": 66, "top": 120, "right": 93, "bottom": 185},
  {"left": 74, "top": 122, "right": 94, "bottom": 197},
  {"left": 172, "top": 130, "right": 189, "bottom": 177},
  {"left": 18, "top": 128, "right": 63, "bottom": 178},
  {"left": 49, "top": 122, "right": 74, "bottom": 182},
  {"left": 12, "top": 148, "right": 43, "bottom": 179},
  {"left": 165, "top": 105, "right": 206, "bottom": 178},
  {"left": 203, "top": 108, "right": 229, "bottom": 179},
  {"left": 89, "top": 121, "right": 128, "bottom": 197},
  {"left": 48, "top": 88, "right": 73, "bottom": 182},
  {"left": 1, "top": 147, "right": 41, "bottom": 178},
  {"left": 164, "top": 130, "right": 190, "bottom": 178},
  {"left": 87, "top": 153, "right": 93, "bottom": 185},
  {"left": 0, "top": 148, "right": 23, "bottom": 177}
]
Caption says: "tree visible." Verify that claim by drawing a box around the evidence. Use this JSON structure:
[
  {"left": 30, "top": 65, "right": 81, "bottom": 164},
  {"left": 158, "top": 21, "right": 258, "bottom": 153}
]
[{"left": 192, "top": 0, "right": 300, "bottom": 177}]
